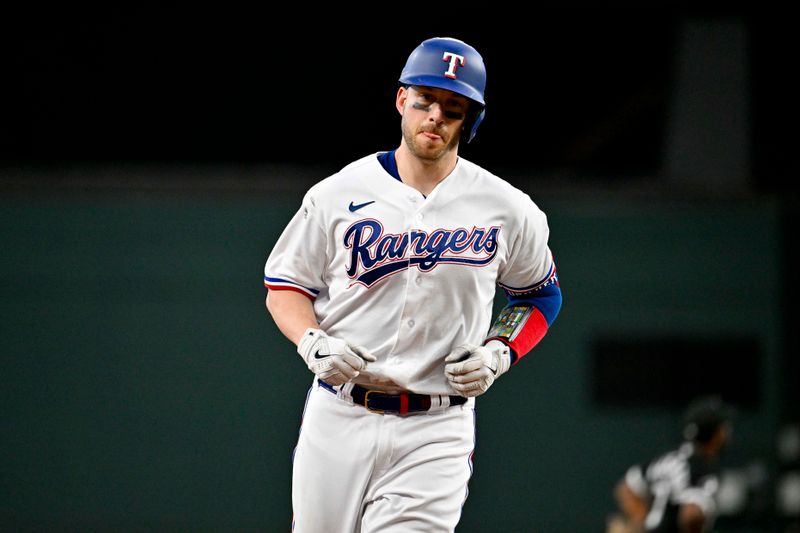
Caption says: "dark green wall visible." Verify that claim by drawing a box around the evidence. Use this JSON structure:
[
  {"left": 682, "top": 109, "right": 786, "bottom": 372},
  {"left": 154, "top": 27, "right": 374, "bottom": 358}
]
[{"left": 1, "top": 191, "right": 783, "bottom": 531}]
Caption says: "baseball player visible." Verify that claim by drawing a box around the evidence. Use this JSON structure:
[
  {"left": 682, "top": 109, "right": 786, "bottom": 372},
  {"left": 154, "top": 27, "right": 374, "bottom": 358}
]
[
  {"left": 612, "top": 396, "right": 734, "bottom": 533},
  {"left": 264, "top": 37, "right": 562, "bottom": 532}
]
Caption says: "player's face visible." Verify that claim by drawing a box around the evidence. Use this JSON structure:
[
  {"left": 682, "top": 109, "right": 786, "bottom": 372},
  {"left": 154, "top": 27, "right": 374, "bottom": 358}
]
[{"left": 397, "top": 85, "right": 468, "bottom": 161}]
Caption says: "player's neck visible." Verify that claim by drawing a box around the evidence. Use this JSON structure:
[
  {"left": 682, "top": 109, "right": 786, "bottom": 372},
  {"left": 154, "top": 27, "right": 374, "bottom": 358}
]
[{"left": 395, "top": 145, "right": 458, "bottom": 196}]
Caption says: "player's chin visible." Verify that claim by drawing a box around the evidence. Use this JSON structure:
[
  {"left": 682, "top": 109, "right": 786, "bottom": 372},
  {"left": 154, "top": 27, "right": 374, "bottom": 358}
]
[
  {"left": 415, "top": 139, "right": 445, "bottom": 155},
  {"left": 415, "top": 136, "right": 454, "bottom": 158}
]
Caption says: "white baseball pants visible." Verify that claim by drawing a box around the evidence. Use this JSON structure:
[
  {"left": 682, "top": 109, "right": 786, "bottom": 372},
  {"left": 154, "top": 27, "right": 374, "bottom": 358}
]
[{"left": 291, "top": 380, "right": 476, "bottom": 533}]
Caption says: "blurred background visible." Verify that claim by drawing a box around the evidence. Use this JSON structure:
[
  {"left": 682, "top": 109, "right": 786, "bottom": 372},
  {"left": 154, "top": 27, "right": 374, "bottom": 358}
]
[{"left": 2, "top": 7, "right": 798, "bottom": 532}]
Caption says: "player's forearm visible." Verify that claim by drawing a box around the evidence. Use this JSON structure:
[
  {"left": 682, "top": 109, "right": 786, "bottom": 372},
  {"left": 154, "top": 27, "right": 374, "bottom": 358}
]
[
  {"left": 614, "top": 481, "right": 648, "bottom": 525},
  {"left": 266, "top": 290, "right": 320, "bottom": 346},
  {"left": 492, "top": 274, "right": 561, "bottom": 363},
  {"left": 677, "top": 503, "right": 704, "bottom": 533}
]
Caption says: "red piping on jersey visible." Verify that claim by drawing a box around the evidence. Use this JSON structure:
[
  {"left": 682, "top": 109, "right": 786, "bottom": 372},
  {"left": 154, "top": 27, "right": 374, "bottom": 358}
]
[{"left": 265, "top": 285, "right": 316, "bottom": 301}]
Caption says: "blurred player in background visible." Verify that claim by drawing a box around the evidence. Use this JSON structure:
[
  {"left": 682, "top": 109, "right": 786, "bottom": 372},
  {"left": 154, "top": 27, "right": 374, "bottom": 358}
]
[{"left": 610, "top": 395, "right": 735, "bottom": 533}]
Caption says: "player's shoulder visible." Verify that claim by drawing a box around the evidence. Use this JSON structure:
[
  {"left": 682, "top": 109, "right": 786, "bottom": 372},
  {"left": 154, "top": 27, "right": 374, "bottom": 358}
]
[
  {"left": 457, "top": 157, "right": 546, "bottom": 215},
  {"left": 338, "top": 153, "right": 382, "bottom": 175},
  {"left": 307, "top": 153, "right": 379, "bottom": 192},
  {"left": 644, "top": 443, "right": 692, "bottom": 478},
  {"left": 303, "top": 153, "right": 381, "bottom": 200},
  {"left": 458, "top": 157, "right": 530, "bottom": 198}
]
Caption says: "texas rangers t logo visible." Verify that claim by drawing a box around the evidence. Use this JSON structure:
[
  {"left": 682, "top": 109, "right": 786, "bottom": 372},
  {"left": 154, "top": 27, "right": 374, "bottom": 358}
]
[
  {"left": 344, "top": 218, "right": 500, "bottom": 288},
  {"left": 442, "top": 52, "right": 465, "bottom": 79}
]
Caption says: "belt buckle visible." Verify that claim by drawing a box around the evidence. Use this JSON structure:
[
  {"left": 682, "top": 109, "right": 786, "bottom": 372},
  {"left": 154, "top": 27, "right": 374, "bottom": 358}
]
[{"left": 364, "top": 390, "right": 386, "bottom": 414}]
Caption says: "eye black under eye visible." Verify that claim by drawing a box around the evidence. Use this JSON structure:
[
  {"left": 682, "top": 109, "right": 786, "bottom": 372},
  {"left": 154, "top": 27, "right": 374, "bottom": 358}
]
[{"left": 445, "top": 111, "right": 465, "bottom": 120}]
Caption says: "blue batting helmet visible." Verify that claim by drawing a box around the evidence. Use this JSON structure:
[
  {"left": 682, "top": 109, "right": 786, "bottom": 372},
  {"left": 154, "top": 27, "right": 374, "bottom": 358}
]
[{"left": 399, "top": 37, "right": 486, "bottom": 143}]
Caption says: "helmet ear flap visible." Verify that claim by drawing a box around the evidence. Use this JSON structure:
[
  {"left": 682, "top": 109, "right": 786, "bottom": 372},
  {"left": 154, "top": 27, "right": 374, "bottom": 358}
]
[{"left": 464, "top": 107, "right": 485, "bottom": 144}]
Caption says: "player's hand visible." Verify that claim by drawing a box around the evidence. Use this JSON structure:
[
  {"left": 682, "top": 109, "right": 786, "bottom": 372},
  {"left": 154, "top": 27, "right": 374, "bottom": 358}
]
[
  {"left": 444, "top": 340, "right": 511, "bottom": 397},
  {"left": 297, "top": 328, "right": 377, "bottom": 386}
]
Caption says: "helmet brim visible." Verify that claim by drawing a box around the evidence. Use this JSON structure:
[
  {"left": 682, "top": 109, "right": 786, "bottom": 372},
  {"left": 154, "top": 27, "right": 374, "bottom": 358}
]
[{"left": 399, "top": 75, "right": 485, "bottom": 107}]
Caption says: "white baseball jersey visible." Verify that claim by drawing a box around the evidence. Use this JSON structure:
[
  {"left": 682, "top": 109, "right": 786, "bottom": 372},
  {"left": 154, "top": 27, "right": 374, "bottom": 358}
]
[{"left": 264, "top": 152, "right": 554, "bottom": 395}]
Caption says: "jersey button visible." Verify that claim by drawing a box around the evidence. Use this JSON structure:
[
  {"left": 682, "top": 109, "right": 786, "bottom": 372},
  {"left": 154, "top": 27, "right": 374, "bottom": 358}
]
[
  {"left": 416, "top": 213, "right": 424, "bottom": 221},
  {"left": 415, "top": 276, "right": 422, "bottom": 285},
  {"left": 407, "top": 319, "right": 415, "bottom": 328}
]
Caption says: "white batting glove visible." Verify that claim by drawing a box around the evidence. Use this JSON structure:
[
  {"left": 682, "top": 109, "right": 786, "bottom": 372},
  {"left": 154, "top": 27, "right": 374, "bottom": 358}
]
[
  {"left": 444, "top": 340, "right": 511, "bottom": 397},
  {"left": 297, "top": 328, "right": 377, "bottom": 386}
]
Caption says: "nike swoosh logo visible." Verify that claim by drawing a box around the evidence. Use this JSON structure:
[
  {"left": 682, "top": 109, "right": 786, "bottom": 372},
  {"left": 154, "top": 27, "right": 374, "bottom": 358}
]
[{"left": 349, "top": 200, "right": 375, "bottom": 212}]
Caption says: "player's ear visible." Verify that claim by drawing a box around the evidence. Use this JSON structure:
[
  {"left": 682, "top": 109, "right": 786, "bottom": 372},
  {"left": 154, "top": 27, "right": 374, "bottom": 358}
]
[{"left": 396, "top": 86, "right": 408, "bottom": 116}]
